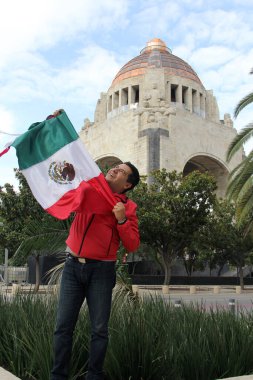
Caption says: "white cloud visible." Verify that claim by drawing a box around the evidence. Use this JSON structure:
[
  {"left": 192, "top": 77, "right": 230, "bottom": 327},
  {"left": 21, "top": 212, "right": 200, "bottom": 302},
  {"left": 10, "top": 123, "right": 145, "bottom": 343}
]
[
  {"left": 54, "top": 45, "right": 122, "bottom": 104},
  {"left": 0, "top": 44, "right": 122, "bottom": 111},
  {"left": 131, "top": 2, "right": 181, "bottom": 37},
  {"left": 0, "top": 53, "right": 52, "bottom": 103},
  {"left": 0, "top": 0, "right": 130, "bottom": 118},
  {"left": 0, "top": 152, "right": 19, "bottom": 188},
  {"left": 0, "top": 0, "right": 129, "bottom": 67},
  {"left": 233, "top": 0, "right": 253, "bottom": 5},
  {"left": 196, "top": 47, "right": 253, "bottom": 120},
  {"left": 190, "top": 46, "right": 238, "bottom": 71},
  {"left": 206, "top": 10, "right": 253, "bottom": 49},
  {"left": 0, "top": 107, "right": 15, "bottom": 139},
  {"left": 196, "top": 58, "right": 252, "bottom": 94},
  {"left": 167, "top": 8, "right": 253, "bottom": 53}
]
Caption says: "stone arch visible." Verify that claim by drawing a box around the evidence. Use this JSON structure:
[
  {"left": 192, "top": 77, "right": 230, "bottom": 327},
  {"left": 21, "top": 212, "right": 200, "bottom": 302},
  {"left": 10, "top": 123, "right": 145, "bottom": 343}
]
[
  {"left": 95, "top": 155, "right": 122, "bottom": 170},
  {"left": 183, "top": 154, "right": 229, "bottom": 198}
]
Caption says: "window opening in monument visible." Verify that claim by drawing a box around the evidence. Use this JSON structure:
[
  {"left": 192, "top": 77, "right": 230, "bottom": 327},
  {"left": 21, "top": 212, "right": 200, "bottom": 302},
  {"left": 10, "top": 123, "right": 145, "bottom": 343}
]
[
  {"left": 171, "top": 84, "right": 178, "bottom": 102},
  {"left": 108, "top": 95, "right": 112, "bottom": 112},
  {"left": 132, "top": 85, "right": 139, "bottom": 103},
  {"left": 121, "top": 88, "right": 129, "bottom": 106},
  {"left": 113, "top": 91, "right": 119, "bottom": 109}
]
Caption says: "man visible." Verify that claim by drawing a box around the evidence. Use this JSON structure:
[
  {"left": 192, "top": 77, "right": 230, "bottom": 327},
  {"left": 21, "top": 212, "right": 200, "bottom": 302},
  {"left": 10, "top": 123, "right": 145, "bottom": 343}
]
[{"left": 50, "top": 161, "right": 140, "bottom": 380}]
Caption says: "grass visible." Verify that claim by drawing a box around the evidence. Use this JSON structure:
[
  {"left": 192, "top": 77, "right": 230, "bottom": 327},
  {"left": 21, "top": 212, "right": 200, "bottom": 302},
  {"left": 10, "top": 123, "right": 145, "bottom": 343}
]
[{"left": 0, "top": 291, "right": 253, "bottom": 379}]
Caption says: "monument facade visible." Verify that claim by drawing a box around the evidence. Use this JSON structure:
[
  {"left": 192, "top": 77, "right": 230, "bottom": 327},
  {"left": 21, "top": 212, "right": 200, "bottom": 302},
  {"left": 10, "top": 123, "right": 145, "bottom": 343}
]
[{"left": 80, "top": 38, "right": 242, "bottom": 197}]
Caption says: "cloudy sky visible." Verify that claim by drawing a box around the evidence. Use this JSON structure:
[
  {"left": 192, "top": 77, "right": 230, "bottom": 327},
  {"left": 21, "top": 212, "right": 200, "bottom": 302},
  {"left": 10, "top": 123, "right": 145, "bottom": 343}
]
[{"left": 0, "top": 0, "right": 253, "bottom": 187}]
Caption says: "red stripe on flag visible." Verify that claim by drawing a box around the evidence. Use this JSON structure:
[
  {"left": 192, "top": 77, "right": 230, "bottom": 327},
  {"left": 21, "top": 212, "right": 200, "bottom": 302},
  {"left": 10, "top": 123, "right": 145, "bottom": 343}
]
[
  {"left": 46, "top": 174, "right": 116, "bottom": 220},
  {"left": 0, "top": 146, "right": 10, "bottom": 157}
]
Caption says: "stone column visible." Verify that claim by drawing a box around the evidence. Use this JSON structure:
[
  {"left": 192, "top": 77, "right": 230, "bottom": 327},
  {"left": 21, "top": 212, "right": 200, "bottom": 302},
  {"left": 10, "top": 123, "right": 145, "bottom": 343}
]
[
  {"left": 113, "top": 91, "right": 119, "bottom": 109},
  {"left": 188, "top": 87, "right": 193, "bottom": 112},
  {"left": 107, "top": 94, "right": 112, "bottom": 113},
  {"left": 176, "top": 84, "right": 182, "bottom": 105},
  {"left": 167, "top": 82, "right": 171, "bottom": 103},
  {"left": 138, "top": 128, "right": 169, "bottom": 180},
  {"left": 119, "top": 89, "right": 122, "bottom": 108},
  {"left": 192, "top": 90, "right": 200, "bottom": 115},
  {"left": 200, "top": 93, "right": 206, "bottom": 118}
]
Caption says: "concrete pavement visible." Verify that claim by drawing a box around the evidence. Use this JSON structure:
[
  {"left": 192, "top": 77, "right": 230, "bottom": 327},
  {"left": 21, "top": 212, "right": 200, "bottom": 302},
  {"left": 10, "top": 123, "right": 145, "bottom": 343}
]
[
  {"left": 219, "top": 377, "right": 253, "bottom": 380},
  {"left": 0, "top": 367, "right": 21, "bottom": 380},
  {"left": 1, "top": 365, "right": 252, "bottom": 380}
]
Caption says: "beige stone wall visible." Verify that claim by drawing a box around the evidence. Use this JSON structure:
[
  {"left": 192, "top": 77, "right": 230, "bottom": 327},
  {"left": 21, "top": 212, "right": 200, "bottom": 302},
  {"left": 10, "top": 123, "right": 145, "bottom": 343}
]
[
  {"left": 165, "top": 108, "right": 241, "bottom": 172},
  {"left": 79, "top": 66, "right": 242, "bottom": 197},
  {"left": 80, "top": 110, "right": 149, "bottom": 175}
]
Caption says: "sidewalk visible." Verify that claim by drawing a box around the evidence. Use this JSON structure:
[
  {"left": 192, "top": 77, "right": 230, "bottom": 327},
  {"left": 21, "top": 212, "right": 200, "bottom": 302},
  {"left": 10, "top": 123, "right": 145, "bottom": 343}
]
[
  {"left": 1, "top": 365, "right": 252, "bottom": 379},
  {"left": 0, "top": 367, "right": 21, "bottom": 380},
  {"left": 219, "top": 377, "right": 253, "bottom": 380}
]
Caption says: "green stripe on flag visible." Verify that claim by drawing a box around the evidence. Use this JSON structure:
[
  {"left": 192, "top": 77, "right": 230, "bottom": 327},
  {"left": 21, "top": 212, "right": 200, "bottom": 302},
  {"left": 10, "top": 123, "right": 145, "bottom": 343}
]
[{"left": 12, "top": 111, "right": 79, "bottom": 169}]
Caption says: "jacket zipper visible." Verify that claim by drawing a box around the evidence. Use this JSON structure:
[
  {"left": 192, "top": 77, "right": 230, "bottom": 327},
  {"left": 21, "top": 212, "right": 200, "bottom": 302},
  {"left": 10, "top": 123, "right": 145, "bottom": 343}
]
[{"left": 77, "top": 214, "right": 95, "bottom": 256}]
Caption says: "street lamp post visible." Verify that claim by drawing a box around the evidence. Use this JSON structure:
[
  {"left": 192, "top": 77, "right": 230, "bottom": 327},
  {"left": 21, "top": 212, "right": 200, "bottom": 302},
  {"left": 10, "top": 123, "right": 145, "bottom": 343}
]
[
  {"left": 0, "top": 222, "right": 8, "bottom": 284},
  {"left": 4, "top": 248, "right": 8, "bottom": 284}
]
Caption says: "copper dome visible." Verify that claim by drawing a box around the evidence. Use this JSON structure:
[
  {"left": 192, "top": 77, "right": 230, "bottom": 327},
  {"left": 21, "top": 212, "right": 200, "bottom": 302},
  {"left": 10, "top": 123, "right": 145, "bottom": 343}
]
[{"left": 112, "top": 38, "right": 202, "bottom": 86}]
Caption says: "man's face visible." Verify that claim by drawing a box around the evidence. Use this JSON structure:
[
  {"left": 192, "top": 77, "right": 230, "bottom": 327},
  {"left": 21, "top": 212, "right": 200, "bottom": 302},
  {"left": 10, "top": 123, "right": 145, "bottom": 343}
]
[{"left": 105, "top": 164, "right": 133, "bottom": 193}]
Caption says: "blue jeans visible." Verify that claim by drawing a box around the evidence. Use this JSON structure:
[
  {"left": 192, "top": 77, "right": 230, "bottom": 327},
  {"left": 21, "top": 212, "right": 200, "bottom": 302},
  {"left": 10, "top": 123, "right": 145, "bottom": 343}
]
[{"left": 50, "top": 256, "right": 116, "bottom": 380}]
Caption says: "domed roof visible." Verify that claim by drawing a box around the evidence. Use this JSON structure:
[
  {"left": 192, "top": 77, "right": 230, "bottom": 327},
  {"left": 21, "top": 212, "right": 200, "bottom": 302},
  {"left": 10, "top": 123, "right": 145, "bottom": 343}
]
[{"left": 112, "top": 38, "right": 202, "bottom": 86}]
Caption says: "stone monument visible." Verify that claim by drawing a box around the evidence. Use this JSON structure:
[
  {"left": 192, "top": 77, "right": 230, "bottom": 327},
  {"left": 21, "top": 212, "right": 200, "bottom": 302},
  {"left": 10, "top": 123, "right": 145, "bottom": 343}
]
[{"left": 80, "top": 38, "right": 242, "bottom": 197}]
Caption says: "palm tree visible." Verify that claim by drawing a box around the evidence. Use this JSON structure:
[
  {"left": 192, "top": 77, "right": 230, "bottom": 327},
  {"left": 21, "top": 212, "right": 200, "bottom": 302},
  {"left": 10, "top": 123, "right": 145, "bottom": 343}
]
[
  {"left": 12, "top": 218, "right": 70, "bottom": 292},
  {"left": 226, "top": 69, "right": 253, "bottom": 228}
]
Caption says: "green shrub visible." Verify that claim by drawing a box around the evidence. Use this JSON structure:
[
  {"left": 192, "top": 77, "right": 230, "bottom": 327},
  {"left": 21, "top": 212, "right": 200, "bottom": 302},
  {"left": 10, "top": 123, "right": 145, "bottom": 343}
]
[{"left": 1, "top": 292, "right": 253, "bottom": 380}]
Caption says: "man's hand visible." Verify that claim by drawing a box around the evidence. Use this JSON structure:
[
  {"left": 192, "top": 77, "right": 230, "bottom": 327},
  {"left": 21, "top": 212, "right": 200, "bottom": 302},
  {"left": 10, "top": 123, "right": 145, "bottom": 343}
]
[
  {"left": 46, "top": 109, "right": 64, "bottom": 120},
  {"left": 112, "top": 202, "right": 126, "bottom": 222},
  {"left": 53, "top": 109, "right": 64, "bottom": 117}
]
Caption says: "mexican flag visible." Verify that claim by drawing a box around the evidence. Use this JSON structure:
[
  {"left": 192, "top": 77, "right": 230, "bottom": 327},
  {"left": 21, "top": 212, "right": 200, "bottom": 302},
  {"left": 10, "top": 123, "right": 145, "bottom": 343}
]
[{"left": 11, "top": 111, "right": 116, "bottom": 219}]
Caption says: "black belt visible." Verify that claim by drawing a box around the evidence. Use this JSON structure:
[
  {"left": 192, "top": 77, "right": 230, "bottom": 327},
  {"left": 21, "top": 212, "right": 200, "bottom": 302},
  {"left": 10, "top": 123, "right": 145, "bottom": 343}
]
[{"left": 67, "top": 253, "right": 102, "bottom": 264}]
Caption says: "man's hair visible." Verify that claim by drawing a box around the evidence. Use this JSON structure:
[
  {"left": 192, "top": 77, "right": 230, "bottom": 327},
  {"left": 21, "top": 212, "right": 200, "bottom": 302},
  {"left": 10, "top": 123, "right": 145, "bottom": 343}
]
[{"left": 124, "top": 162, "right": 140, "bottom": 192}]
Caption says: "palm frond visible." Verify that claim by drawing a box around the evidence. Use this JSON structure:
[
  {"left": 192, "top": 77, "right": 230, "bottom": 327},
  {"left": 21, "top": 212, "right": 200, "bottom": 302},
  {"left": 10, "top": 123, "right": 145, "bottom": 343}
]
[
  {"left": 234, "top": 92, "right": 253, "bottom": 118},
  {"left": 46, "top": 260, "right": 65, "bottom": 285},
  {"left": 228, "top": 153, "right": 253, "bottom": 190},
  {"left": 237, "top": 191, "right": 253, "bottom": 226},
  {"left": 12, "top": 230, "right": 68, "bottom": 264},
  {"left": 228, "top": 157, "right": 249, "bottom": 180},
  {"left": 236, "top": 174, "right": 253, "bottom": 205},
  {"left": 226, "top": 123, "right": 253, "bottom": 162},
  {"left": 227, "top": 153, "right": 253, "bottom": 200},
  {"left": 23, "top": 218, "right": 70, "bottom": 237},
  {"left": 228, "top": 167, "right": 253, "bottom": 227},
  {"left": 243, "top": 218, "right": 253, "bottom": 236},
  {"left": 10, "top": 215, "right": 70, "bottom": 265}
]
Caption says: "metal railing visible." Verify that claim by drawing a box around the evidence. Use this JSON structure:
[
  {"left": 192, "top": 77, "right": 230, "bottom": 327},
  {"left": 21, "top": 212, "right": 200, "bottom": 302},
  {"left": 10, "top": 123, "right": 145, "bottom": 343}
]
[{"left": 0, "top": 265, "right": 28, "bottom": 284}]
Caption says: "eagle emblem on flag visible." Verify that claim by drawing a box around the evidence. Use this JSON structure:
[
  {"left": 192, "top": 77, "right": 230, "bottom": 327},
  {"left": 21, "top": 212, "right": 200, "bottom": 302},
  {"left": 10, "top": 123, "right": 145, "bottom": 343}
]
[{"left": 48, "top": 161, "right": 75, "bottom": 184}]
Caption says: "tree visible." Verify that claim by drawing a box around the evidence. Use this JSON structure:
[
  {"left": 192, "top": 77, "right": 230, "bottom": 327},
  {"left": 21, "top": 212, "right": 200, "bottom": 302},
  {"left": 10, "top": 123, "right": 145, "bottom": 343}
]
[
  {"left": 130, "top": 170, "right": 216, "bottom": 284},
  {"left": 192, "top": 200, "right": 237, "bottom": 276},
  {"left": 181, "top": 241, "right": 206, "bottom": 277},
  {"left": 195, "top": 200, "right": 253, "bottom": 288},
  {"left": 12, "top": 217, "right": 71, "bottom": 292},
  {"left": 0, "top": 169, "right": 48, "bottom": 257},
  {"left": 0, "top": 170, "right": 71, "bottom": 291},
  {"left": 226, "top": 69, "right": 253, "bottom": 228}
]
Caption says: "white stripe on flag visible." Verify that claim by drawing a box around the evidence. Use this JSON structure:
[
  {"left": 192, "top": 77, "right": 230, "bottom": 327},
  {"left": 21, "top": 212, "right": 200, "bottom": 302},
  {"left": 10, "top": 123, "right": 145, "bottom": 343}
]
[{"left": 22, "top": 139, "right": 100, "bottom": 209}]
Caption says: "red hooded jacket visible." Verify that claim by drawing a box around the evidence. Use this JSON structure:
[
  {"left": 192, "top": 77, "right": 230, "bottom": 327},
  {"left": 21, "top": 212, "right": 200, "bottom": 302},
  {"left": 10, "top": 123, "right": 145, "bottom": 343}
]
[{"left": 66, "top": 181, "right": 140, "bottom": 261}]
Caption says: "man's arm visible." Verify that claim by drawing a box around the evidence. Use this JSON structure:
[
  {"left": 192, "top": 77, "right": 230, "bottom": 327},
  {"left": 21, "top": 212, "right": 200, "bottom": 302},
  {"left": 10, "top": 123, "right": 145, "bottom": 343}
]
[{"left": 113, "top": 201, "right": 140, "bottom": 252}]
